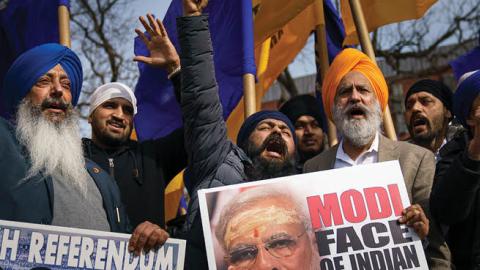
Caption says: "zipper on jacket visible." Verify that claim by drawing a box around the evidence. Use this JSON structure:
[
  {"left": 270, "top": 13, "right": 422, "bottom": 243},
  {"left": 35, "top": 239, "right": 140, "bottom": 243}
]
[
  {"left": 108, "top": 158, "right": 115, "bottom": 178},
  {"left": 115, "top": 206, "right": 121, "bottom": 224}
]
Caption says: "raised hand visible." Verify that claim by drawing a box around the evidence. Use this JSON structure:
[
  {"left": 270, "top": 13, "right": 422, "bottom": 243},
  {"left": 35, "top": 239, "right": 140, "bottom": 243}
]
[
  {"left": 134, "top": 14, "right": 180, "bottom": 74},
  {"left": 183, "top": 0, "right": 208, "bottom": 16},
  {"left": 398, "top": 204, "right": 429, "bottom": 240}
]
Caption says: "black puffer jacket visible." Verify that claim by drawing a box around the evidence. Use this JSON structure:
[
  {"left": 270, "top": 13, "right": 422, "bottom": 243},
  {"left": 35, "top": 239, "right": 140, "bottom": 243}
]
[
  {"left": 432, "top": 130, "right": 480, "bottom": 270},
  {"left": 175, "top": 15, "right": 252, "bottom": 270},
  {"left": 82, "top": 126, "right": 186, "bottom": 229}
]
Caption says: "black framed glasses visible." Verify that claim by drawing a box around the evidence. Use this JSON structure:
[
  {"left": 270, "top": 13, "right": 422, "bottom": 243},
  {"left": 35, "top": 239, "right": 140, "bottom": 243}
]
[{"left": 224, "top": 230, "right": 306, "bottom": 269}]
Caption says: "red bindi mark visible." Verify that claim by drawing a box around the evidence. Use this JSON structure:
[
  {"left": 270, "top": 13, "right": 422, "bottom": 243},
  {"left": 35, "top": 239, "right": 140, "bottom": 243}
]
[{"left": 253, "top": 228, "right": 259, "bottom": 238}]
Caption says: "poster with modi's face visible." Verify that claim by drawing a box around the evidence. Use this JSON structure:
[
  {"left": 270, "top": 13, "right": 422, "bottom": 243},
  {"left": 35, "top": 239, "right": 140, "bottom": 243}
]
[{"left": 198, "top": 160, "right": 428, "bottom": 270}]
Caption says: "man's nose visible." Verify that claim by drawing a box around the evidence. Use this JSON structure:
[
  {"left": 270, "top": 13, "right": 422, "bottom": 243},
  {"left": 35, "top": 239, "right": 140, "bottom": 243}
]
[
  {"left": 50, "top": 80, "right": 64, "bottom": 98},
  {"left": 411, "top": 101, "right": 423, "bottom": 113},
  {"left": 349, "top": 88, "right": 361, "bottom": 103},
  {"left": 254, "top": 248, "right": 279, "bottom": 269},
  {"left": 112, "top": 107, "right": 126, "bottom": 119}
]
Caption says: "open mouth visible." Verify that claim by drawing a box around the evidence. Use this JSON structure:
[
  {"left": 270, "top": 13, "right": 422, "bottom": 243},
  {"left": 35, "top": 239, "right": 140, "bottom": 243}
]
[
  {"left": 348, "top": 107, "right": 366, "bottom": 118},
  {"left": 262, "top": 134, "right": 287, "bottom": 159},
  {"left": 411, "top": 116, "right": 429, "bottom": 134},
  {"left": 413, "top": 117, "right": 427, "bottom": 127},
  {"left": 42, "top": 101, "right": 67, "bottom": 113}
]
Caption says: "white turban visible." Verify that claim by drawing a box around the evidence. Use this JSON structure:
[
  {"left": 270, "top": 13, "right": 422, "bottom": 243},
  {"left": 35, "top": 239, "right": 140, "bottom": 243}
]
[{"left": 89, "top": 82, "right": 137, "bottom": 116}]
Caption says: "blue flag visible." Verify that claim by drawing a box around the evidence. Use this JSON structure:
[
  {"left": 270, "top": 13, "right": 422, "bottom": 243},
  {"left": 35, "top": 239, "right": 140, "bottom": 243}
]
[
  {"left": 134, "top": 0, "right": 256, "bottom": 140},
  {"left": 315, "top": 0, "right": 346, "bottom": 132},
  {"left": 450, "top": 36, "right": 480, "bottom": 81},
  {"left": 0, "top": 0, "right": 68, "bottom": 93}
]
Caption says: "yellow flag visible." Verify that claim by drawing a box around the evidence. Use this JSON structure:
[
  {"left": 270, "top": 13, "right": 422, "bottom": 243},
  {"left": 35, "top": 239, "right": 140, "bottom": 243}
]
[
  {"left": 253, "top": 0, "right": 315, "bottom": 46},
  {"left": 227, "top": 1, "right": 324, "bottom": 141},
  {"left": 341, "top": 0, "right": 437, "bottom": 45}
]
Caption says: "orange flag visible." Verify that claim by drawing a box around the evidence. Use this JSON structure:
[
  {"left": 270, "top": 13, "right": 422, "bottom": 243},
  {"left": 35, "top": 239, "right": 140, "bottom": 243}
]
[
  {"left": 253, "top": 0, "right": 315, "bottom": 46},
  {"left": 340, "top": 0, "right": 437, "bottom": 45}
]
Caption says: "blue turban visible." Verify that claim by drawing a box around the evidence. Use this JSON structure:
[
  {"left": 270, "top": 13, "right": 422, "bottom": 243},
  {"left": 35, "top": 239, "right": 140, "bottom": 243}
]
[
  {"left": 237, "top": 110, "right": 296, "bottom": 149},
  {"left": 453, "top": 70, "right": 480, "bottom": 128},
  {"left": 1, "top": 43, "right": 83, "bottom": 119}
]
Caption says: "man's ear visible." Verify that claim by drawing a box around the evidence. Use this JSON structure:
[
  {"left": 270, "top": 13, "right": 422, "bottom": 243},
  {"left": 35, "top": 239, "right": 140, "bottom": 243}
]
[
  {"left": 445, "top": 109, "right": 452, "bottom": 120},
  {"left": 87, "top": 114, "right": 92, "bottom": 124}
]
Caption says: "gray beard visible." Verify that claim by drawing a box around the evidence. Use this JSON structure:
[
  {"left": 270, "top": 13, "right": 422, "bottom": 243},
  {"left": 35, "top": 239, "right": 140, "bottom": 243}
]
[
  {"left": 333, "top": 101, "right": 382, "bottom": 147},
  {"left": 15, "top": 99, "right": 89, "bottom": 195}
]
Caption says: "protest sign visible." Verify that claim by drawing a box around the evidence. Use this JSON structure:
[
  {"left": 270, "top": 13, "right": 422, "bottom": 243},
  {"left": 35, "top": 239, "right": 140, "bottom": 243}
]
[
  {"left": 198, "top": 160, "right": 428, "bottom": 270},
  {"left": 0, "top": 220, "right": 185, "bottom": 269}
]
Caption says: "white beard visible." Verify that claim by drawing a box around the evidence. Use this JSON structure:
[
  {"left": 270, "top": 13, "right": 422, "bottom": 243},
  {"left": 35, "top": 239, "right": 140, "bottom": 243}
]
[
  {"left": 333, "top": 100, "right": 382, "bottom": 147},
  {"left": 15, "top": 99, "right": 89, "bottom": 195}
]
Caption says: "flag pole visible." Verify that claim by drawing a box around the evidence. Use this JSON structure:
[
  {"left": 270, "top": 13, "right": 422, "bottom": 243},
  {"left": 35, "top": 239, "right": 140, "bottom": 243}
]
[
  {"left": 348, "top": 0, "right": 397, "bottom": 140},
  {"left": 248, "top": 37, "right": 271, "bottom": 118},
  {"left": 243, "top": 73, "right": 256, "bottom": 118},
  {"left": 314, "top": 0, "right": 338, "bottom": 147},
  {"left": 58, "top": 4, "right": 71, "bottom": 48}
]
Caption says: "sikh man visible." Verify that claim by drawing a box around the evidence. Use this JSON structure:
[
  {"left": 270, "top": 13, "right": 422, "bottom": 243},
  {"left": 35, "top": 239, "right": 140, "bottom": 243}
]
[
  {"left": 404, "top": 79, "right": 454, "bottom": 158},
  {"left": 84, "top": 13, "right": 186, "bottom": 230},
  {"left": 135, "top": 1, "right": 299, "bottom": 268},
  {"left": 215, "top": 187, "right": 320, "bottom": 270},
  {"left": 280, "top": 94, "right": 326, "bottom": 169},
  {"left": 303, "top": 48, "right": 452, "bottom": 269},
  {"left": 431, "top": 70, "right": 480, "bottom": 269},
  {"left": 0, "top": 43, "right": 167, "bottom": 254}
]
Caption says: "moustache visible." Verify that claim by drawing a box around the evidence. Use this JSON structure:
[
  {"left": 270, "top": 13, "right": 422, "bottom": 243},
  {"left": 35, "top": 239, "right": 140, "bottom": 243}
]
[
  {"left": 343, "top": 103, "right": 370, "bottom": 118},
  {"left": 411, "top": 113, "right": 430, "bottom": 128},
  {"left": 107, "top": 118, "right": 126, "bottom": 129},
  {"left": 41, "top": 97, "right": 69, "bottom": 112}
]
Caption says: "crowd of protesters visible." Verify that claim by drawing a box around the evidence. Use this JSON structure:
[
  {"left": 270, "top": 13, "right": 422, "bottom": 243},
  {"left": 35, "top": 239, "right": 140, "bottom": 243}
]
[{"left": 0, "top": 0, "right": 479, "bottom": 269}]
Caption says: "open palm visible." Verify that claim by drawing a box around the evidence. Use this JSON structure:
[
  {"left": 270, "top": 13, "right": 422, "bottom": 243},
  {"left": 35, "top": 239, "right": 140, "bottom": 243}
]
[{"left": 134, "top": 14, "right": 180, "bottom": 74}]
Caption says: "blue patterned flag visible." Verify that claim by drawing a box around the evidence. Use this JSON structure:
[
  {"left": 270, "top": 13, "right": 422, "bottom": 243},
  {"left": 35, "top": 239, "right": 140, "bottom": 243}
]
[
  {"left": 0, "top": 0, "right": 68, "bottom": 94},
  {"left": 450, "top": 37, "right": 480, "bottom": 80},
  {"left": 134, "top": 0, "right": 256, "bottom": 140}
]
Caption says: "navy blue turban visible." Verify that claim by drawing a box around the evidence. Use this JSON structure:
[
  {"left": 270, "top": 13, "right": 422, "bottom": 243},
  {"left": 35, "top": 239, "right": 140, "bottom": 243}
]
[
  {"left": 453, "top": 70, "right": 480, "bottom": 128},
  {"left": 1, "top": 43, "right": 83, "bottom": 119},
  {"left": 279, "top": 94, "right": 324, "bottom": 129},
  {"left": 237, "top": 110, "right": 296, "bottom": 149}
]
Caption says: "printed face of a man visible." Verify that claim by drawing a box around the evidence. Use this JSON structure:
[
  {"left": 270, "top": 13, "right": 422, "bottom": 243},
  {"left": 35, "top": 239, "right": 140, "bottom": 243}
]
[
  {"left": 26, "top": 64, "right": 72, "bottom": 123},
  {"left": 224, "top": 197, "right": 317, "bottom": 270},
  {"left": 404, "top": 91, "right": 450, "bottom": 142},
  {"left": 89, "top": 97, "right": 134, "bottom": 147}
]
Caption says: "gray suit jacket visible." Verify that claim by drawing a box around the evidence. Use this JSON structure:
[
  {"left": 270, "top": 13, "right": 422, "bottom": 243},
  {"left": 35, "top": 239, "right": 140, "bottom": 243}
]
[{"left": 304, "top": 135, "right": 453, "bottom": 270}]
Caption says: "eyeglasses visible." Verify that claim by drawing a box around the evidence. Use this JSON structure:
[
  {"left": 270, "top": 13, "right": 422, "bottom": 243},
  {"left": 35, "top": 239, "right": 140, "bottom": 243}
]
[{"left": 224, "top": 230, "right": 306, "bottom": 269}]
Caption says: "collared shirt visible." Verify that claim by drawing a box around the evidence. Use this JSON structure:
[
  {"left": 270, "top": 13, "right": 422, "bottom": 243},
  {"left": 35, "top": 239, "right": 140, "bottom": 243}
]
[{"left": 334, "top": 133, "right": 379, "bottom": 169}]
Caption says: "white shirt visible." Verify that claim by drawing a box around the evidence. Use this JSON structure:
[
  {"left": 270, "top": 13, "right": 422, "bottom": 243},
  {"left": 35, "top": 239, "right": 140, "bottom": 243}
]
[{"left": 334, "top": 133, "right": 379, "bottom": 169}]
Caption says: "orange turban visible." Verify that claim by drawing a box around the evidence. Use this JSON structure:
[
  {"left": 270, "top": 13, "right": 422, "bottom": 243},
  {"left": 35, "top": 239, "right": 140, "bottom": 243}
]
[{"left": 322, "top": 48, "right": 388, "bottom": 121}]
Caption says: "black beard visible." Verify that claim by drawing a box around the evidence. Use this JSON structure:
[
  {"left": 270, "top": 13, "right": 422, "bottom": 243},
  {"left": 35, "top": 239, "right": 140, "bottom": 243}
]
[{"left": 243, "top": 133, "right": 297, "bottom": 181}]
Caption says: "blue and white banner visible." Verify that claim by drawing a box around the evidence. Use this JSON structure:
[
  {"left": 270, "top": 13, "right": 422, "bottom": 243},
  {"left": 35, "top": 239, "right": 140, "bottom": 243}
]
[{"left": 0, "top": 220, "right": 185, "bottom": 270}]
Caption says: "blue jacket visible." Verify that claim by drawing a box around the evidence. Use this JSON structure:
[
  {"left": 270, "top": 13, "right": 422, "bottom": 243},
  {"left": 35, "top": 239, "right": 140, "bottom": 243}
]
[{"left": 0, "top": 117, "right": 129, "bottom": 233}]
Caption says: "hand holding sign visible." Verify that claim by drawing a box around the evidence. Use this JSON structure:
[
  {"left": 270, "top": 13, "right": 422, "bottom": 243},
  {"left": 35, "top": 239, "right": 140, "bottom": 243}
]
[
  {"left": 398, "top": 204, "right": 429, "bottom": 240},
  {"left": 128, "top": 221, "right": 169, "bottom": 256}
]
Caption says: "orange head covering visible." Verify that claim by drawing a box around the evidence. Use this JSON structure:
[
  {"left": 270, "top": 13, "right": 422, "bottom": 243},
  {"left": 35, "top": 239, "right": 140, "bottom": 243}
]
[{"left": 322, "top": 48, "right": 388, "bottom": 121}]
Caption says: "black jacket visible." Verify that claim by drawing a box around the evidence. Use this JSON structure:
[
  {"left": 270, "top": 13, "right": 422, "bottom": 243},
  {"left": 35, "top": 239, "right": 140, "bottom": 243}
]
[
  {"left": 82, "top": 126, "right": 186, "bottom": 229},
  {"left": 432, "top": 130, "right": 480, "bottom": 269},
  {"left": 176, "top": 15, "right": 252, "bottom": 270},
  {"left": 0, "top": 117, "right": 129, "bottom": 233}
]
